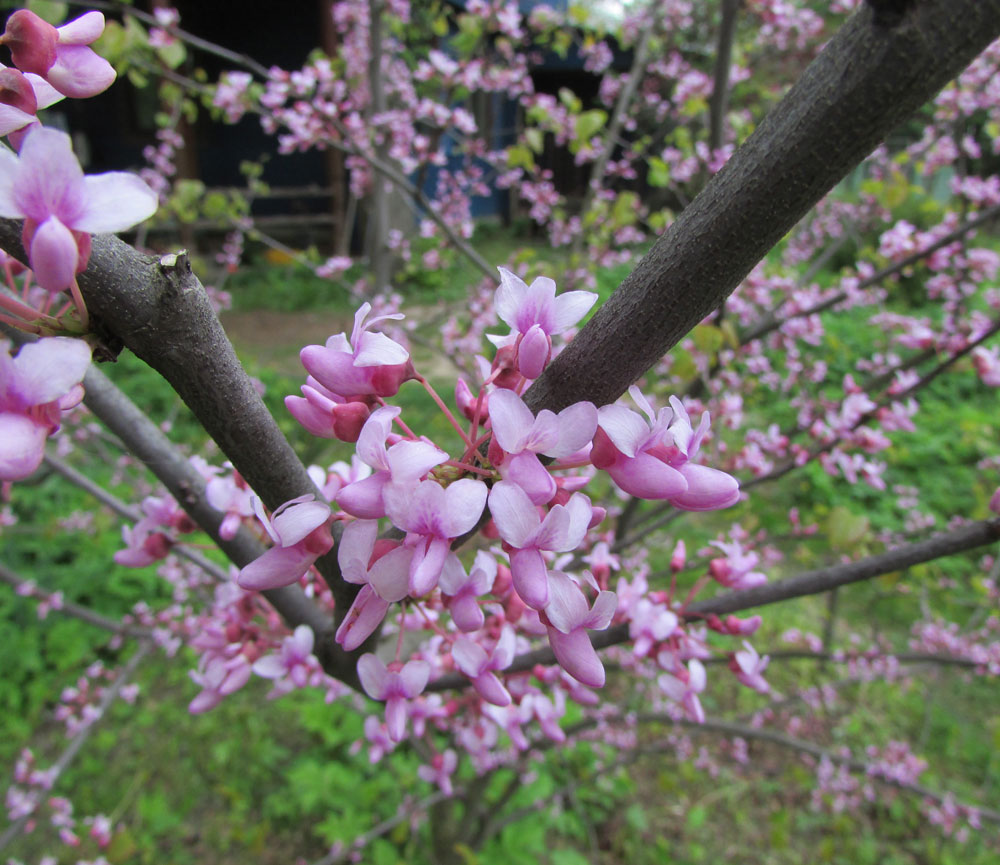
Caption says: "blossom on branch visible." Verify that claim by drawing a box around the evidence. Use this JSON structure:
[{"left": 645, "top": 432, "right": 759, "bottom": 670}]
[
  {"left": 0, "top": 127, "right": 157, "bottom": 291},
  {"left": 237, "top": 495, "right": 333, "bottom": 591},
  {"left": 0, "top": 336, "right": 89, "bottom": 481},
  {"left": 1, "top": 10, "right": 115, "bottom": 98}
]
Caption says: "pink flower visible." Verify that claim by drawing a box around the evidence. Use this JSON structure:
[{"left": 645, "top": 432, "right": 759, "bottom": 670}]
[
  {"left": 252, "top": 625, "right": 323, "bottom": 696},
  {"left": 285, "top": 376, "right": 372, "bottom": 442},
  {"left": 384, "top": 477, "right": 488, "bottom": 596},
  {"left": 591, "top": 386, "right": 740, "bottom": 510},
  {"left": 452, "top": 628, "right": 516, "bottom": 706},
  {"left": 0, "top": 336, "right": 90, "bottom": 481},
  {"left": 336, "top": 405, "right": 447, "bottom": 518},
  {"left": 487, "top": 267, "right": 597, "bottom": 379},
  {"left": 730, "top": 641, "right": 771, "bottom": 693},
  {"left": 300, "top": 303, "right": 416, "bottom": 399},
  {"left": 487, "top": 387, "right": 597, "bottom": 504},
  {"left": 488, "top": 480, "right": 593, "bottom": 609},
  {"left": 1, "top": 10, "right": 115, "bottom": 98},
  {"left": 439, "top": 549, "right": 496, "bottom": 632},
  {"left": 334, "top": 519, "right": 412, "bottom": 650},
  {"left": 0, "top": 66, "right": 63, "bottom": 137},
  {"left": 542, "top": 571, "right": 616, "bottom": 688},
  {"left": 658, "top": 659, "right": 707, "bottom": 723},
  {"left": 0, "top": 127, "right": 157, "bottom": 291},
  {"left": 357, "top": 654, "right": 430, "bottom": 742},
  {"left": 237, "top": 495, "right": 333, "bottom": 591}
]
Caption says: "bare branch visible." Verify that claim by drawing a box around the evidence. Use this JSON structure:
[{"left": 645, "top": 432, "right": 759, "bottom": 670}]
[{"left": 0, "top": 562, "right": 152, "bottom": 638}]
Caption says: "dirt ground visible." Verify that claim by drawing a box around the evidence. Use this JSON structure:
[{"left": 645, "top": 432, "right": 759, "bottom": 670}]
[{"left": 219, "top": 309, "right": 353, "bottom": 376}]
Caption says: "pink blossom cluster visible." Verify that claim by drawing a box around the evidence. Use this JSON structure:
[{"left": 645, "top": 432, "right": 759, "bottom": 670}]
[{"left": 212, "top": 266, "right": 760, "bottom": 758}]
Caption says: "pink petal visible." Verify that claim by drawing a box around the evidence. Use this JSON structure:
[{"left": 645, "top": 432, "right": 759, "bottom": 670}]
[
  {"left": 27, "top": 73, "right": 64, "bottom": 109},
  {"left": 510, "top": 547, "right": 549, "bottom": 610},
  {"left": 437, "top": 552, "right": 469, "bottom": 595},
  {"left": 29, "top": 215, "right": 78, "bottom": 291},
  {"left": 357, "top": 653, "right": 389, "bottom": 699},
  {"left": 442, "top": 477, "right": 488, "bottom": 536},
  {"left": 385, "top": 696, "right": 407, "bottom": 741},
  {"left": 252, "top": 655, "right": 287, "bottom": 679},
  {"left": 532, "top": 504, "right": 571, "bottom": 552},
  {"left": 0, "top": 411, "right": 47, "bottom": 480},
  {"left": 488, "top": 387, "right": 535, "bottom": 453},
  {"left": 47, "top": 45, "right": 116, "bottom": 98},
  {"left": 398, "top": 659, "right": 430, "bottom": 697},
  {"left": 494, "top": 267, "right": 528, "bottom": 329},
  {"left": 354, "top": 330, "right": 409, "bottom": 366},
  {"left": 669, "top": 463, "right": 741, "bottom": 511},
  {"left": 337, "top": 519, "right": 379, "bottom": 584},
  {"left": 584, "top": 591, "right": 617, "bottom": 630},
  {"left": 369, "top": 545, "right": 414, "bottom": 602},
  {"left": 550, "top": 289, "right": 598, "bottom": 331},
  {"left": 488, "top": 481, "right": 540, "bottom": 548},
  {"left": 385, "top": 439, "right": 448, "bottom": 486},
  {"left": 607, "top": 453, "right": 687, "bottom": 500},
  {"left": 336, "top": 473, "right": 389, "bottom": 519},
  {"left": 450, "top": 592, "right": 484, "bottom": 632},
  {"left": 544, "top": 571, "right": 588, "bottom": 633},
  {"left": 503, "top": 451, "right": 556, "bottom": 505},
  {"left": 409, "top": 535, "right": 449, "bottom": 596},
  {"left": 596, "top": 404, "right": 650, "bottom": 458},
  {"left": 56, "top": 12, "right": 105, "bottom": 44},
  {"left": 473, "top": 671, "right": 511, "bottom": 707},
  {"left": 548, "top": 401, "right": 598, "bottom": 457},
  {"left": 452, "top": 636, "right": 488, "bottom": 677},
  {"left": 356, "top": 405, "right": 400, "bottom": 468},
  {"left": 548, "top": 627, "right": 605, "bottom": 688},
  {"left": 335, "top": 585, "right": 389, "bottom": 651},
  {"left": 237, "top": 544, "right": 314, "bottom": 590},
  {"left": 515, "top": 276, "right": 556, "bottom": 332},
  {"left": 516, "top": 323, "right": 549, "bottom": 379},
  {"left": 271, "top": 499, "right": 330, "bottom": 546},
  {"left": 0, "top": 103, "right": 36, "bottom": 137},
  {"left": 0, "top": 145, "right": 22, "bottom": 215},
  {"left": 11, "top": 336, "right": 90, "bottom": 405},
  {"left": 76, "top": 172, "right": 157, "bottom": 232},
  {"left": 14, "top": 128, "right": 85, "bottom": 223}
]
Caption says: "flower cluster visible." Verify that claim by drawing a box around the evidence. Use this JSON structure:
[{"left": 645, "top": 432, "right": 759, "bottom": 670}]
[{"left": 232, "top": 267, "right": 746, "bottom": 746}]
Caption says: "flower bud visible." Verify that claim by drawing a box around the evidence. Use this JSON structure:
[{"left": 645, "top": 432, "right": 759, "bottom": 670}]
[{"left": 2, "top": 10, "right": 58, "bottom": 76}]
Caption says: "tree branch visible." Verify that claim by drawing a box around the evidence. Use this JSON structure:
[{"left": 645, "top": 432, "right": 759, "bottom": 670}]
[
  {"left": 523, "top": 0, "right": 1000, "bottom": 415},
  {"left": 427, "top": 517, "right": 1000, "bottom": 690}
]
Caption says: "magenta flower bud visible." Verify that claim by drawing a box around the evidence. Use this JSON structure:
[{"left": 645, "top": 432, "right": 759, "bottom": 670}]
[
  {"left": 516, "top": 323, "right": 550, "bottom": 379},
  {"left": 670, "top": 539, "right": 686, "bottom": 573},
  {"left": 2, "top": 10, "right": 58, "bottom": 76},
  {"left": 0, "top": 68, "right": 37, "bottom": 114},
  {"left": 454, "top": 377, "right": 484, "bottom": 422}
]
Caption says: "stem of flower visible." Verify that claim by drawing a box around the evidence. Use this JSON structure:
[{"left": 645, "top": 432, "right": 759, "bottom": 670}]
[
  {"left": 418, "top": 375, "right": 474, "bottom": 448},
  {"left": 68, "top": 277, "right": 90, "bottom": 331}
]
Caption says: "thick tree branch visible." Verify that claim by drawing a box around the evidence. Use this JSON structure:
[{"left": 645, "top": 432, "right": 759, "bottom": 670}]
[{"left": 523, "top": 0, "right": 1000, "bottom": 415}]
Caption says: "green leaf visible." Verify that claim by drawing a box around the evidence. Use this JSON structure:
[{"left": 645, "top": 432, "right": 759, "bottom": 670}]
[
  {"left": 825, "top": 505, "right": 870, "bottom": 548},
  {"left": 26, "top": 1, "right": 68, "bottom": 24},
  {"left": 506, "top": 144, "right": 535, "bottom": 171},
  {"left": 647, "top": 156, "right": 671, "bottom": 188},
  {"left": 574, "top": 109, "right": 607, "bottom": 143},
  {"left": 692, "top": 324, "right": 724, "bottom": 354},
  {"left": 525, "top": 128, "right": 544, "bottom": 155},
  {"left": 558, "top": 87, "right": 582, "bottom": 113}
]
